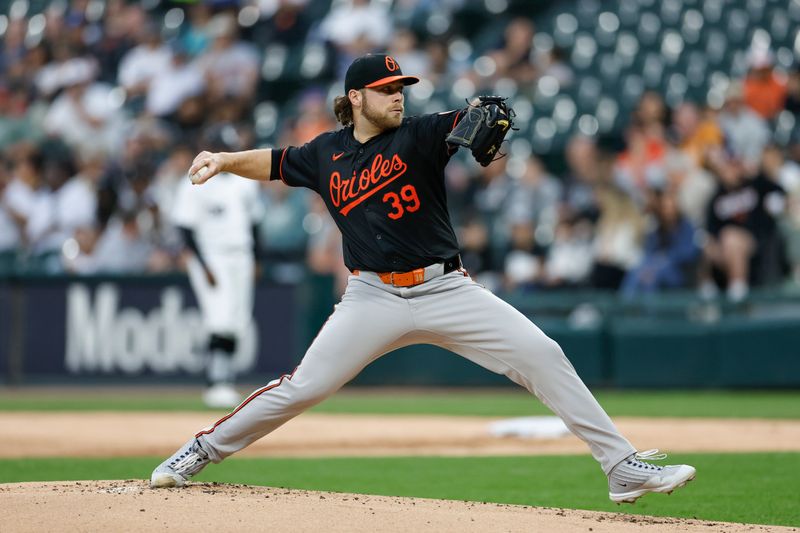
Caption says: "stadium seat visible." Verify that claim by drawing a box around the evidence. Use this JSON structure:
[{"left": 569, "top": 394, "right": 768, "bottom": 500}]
[
  {"left": 576, "top": 76, "right": 602, "bottom": 113},
  {"left": 703, "top": 0, "right": 724, "bottom": 25},
  {"left": 261, "top": 44, "right": 289, "bottom": 82},
  {"left": 615, "top": 31, "right": 640, "bottom": 69},
  {"left": 594, "top": 11, "right": 620, "bottom": 48},
  {"left": 553, "top": 95, "right": 577, "bottom": 133},
  {"left": 685, "top": 51, "right": 709, "bottom": 88},
  {"left": 767, "top": 8, "right": 792, "bottom": 46},
  {"left": 661, "top": 30, "right": 685, "bottom": 66},
  {"left": 616, "top": 0, "right": 642, "bottom": 28},
  {"left": 681, "top": 8, "right": 704, "bottom": 45},
  {"left": 703, "top": 29, "right": 728, "bottom": 66},
  {"left": 659, "top": 0, "right": 685, "bottom": 27},
  {"left": 637, "top": 11, "right": 662, "bottom": 46},
  {"left": 643, "top": 53, "right": 665, "bottom": 89},
  {"left": 553, "top": 12, "right": 579, "bottom": 48},
  {"left": 571, "top": 33, "right": 598, "bottom": 70},
  {"left": 726, "top": 8, "right": 750, "bottom": 44},
  {"left": 598, "top": 53, "right": 623, "bottom": 88}
]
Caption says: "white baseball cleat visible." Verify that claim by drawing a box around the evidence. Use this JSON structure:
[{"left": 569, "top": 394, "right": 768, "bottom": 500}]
[
  {"left": 150, "top": 438, "right": 210, "bottom": 488},
  {"left": 608, "top": 449, "right": 696, "bottom": 504},
  {"left": 203, "top": 384, "right": 241, "bottom": 409}
]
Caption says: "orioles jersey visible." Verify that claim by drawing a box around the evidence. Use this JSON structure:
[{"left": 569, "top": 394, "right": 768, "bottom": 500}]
[{"left": 270, "top": 110, "right": 465, "bottom": 272}]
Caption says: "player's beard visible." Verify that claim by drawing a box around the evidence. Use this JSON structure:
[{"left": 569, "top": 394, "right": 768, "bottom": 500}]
[{"left": 361, "top": 92, "right": 403, "bottom": 131}]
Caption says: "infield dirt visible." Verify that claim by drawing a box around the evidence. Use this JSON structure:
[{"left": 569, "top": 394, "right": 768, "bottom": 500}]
[{"left": 2, "top": 412, "right": 800, "bottom": 458}]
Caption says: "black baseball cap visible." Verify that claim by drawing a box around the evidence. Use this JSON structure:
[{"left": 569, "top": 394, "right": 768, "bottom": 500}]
[{"left": 344, "top": 54, "right": 420, "bottom": 93}]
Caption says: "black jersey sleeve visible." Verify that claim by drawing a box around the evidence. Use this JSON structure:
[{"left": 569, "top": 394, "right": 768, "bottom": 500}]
[
  {"left": 270, "top": 140, "right": 321, "bottom": 192},
  {"left": 409, "top": 109, "right": 466, "bottom": 165}
]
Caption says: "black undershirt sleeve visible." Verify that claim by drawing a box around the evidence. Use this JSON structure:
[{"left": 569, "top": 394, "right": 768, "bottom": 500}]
[{"left": 178, "top": 226, "right": 209, "bottom": 271}]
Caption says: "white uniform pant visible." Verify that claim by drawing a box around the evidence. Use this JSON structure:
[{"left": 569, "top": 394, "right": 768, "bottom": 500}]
[
  {"left": 196, "top": 271, "right": 635, "bottom": 474},
  {"left": 187, "top": 250, "right": 254, "bottom": 337}
]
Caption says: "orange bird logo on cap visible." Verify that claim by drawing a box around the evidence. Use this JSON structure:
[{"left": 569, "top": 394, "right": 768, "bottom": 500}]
[{"left": 385, "top": 56, "right": 398, "bottom": 72}]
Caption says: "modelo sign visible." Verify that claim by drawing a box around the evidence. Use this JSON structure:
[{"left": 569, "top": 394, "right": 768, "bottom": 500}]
[{"left": 65, "top": 283, "right": 258, "bottom": 375}]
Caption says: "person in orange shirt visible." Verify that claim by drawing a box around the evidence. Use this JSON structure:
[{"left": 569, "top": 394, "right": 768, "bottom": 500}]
[
  {"left": 671, "top": 102, "right": 724, "bottom": 168},
  {"left": 743, "top": 48, "right": 787, "bottom": 120}
]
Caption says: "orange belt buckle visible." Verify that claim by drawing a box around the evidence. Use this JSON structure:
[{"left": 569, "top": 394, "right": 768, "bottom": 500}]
[{"left": 385, "top": 268, "right": 426, "bottom": 287}]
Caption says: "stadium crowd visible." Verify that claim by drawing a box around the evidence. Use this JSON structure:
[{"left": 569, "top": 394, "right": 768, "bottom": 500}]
[{"left": 1, "top": 0, "right": 800, "bottom": 302}]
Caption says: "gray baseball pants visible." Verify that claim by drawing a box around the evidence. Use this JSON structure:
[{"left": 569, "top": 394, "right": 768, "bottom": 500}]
[{"left": 196, "top": 270, "right": 636, "bottom": 474}]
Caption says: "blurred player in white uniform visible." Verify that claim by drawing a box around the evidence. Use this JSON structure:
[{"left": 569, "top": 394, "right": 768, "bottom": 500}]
[{"left": 172, "top": 124, "right": 265, "bottom": 408}]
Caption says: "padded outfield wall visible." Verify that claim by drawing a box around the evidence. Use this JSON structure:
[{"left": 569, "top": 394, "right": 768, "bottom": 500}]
[{"left": 1, "top": 274, "right": 800, "bottom": 388}]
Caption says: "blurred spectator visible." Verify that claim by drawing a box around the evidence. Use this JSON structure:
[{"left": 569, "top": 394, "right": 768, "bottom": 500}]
[
  {"left": 488, "top": 17, "right": 537, "bottom": 87},
  {"left": 763, "top": 145, "right": 800, "bottom": 284},
  {"left": 561, "top": 135, "right": 601, "bottom": 220},
  {"left": 701, "top": 150, "right": 787, "bottom": 301},
  {"left": 542, "top": 215, "right": 594, "bottom": 288},
  {"left": 504, "top": 155, "right": 561, "bottom": 243},
  {"left": 258, "top": 182, "right": 310, "bottom": 284},
  {"left": 70, "top": 208, "right": 158, "bottom": 273},
  {"left": 633, "top": 91, "right": 669, "bottom": 139},
  {"left": 318, "top": 0, "right": 393, "bottom": 63},
  {"left": 503, "top": 220, "right": 544, "bottom": 292},
  {"left": 536, "top": 46, "right": 574, "bottom": 87},
  {"left": 718, "top": 82, "right": 770, "bottom": 175},
  {"left": 615, "top": 122, "right": 666, "bottom": 205},
  {"left": 287, "top": 89, "right": 337, "bottom": 144},
  {"left": 457, "top": 213, "right": 492, "bottom": 279},
  {"left": 92, "top": 0, "right": 139, "bottom": 83},
  {"left": 2, "top": 148, "right": 46, "bottom": 255},
  {"left": 117, "top": 22, "right": 173, "bottom": 104},
  {"left": 151, "top": 143, "right": 195, "bottom": 253},
  {"left": 742, "top": 47, "right": 787, "bottom": 120},
  {"left": 0, "top": 81, "right": 46, "bottom": 148},
  {"left": 43, "top": 57, "right": 128, "bottom": 158},
  {"left": 784, "top": 68, "right": 800, "bottom": 115},
  {"left": 621, "top": 189, "right": 700, "bottom": 297},
  {"left": 256, "top": 0, "right": 312, "bottom": 47},
  {"left": 195, "top": 12, "right": 260, "bottom": 121},
  {"left": 58, "top": 150, "right": 102, "bottom": 242},
  {"left": 306, "top": 194, "right": 349, "bottom": 297},
  {"left": 0, "top": 156, "right": 20, "bottom": 272},
  {"left": 615, "top": 92, "right": 668, "bottom": 205},
  {"left": 591, "top": 185, "right": 645, "bottom": 290},
  {"left": 670, "top": 102, "right": 723, "bottom": 168},
  {"left": 22, "top": 150, "right": 81, "bottom": 272},
  {"left": 145, "top": 41, "right": 206, "bottom": 122},
  {"left": 664, "top": 150, "right": 716, "bottom": 230},
  {"left": 387, "top": 28, "right": 430, "bottom": 82},
  {"left": 423, "top": 39, "right": 460, "bottom": 89},
  {"left": 180, "top": 4, "right": 214, "bottom": 57},
  {"left": 467, "top": 158, "right": 515, "bottom": 270},
  {"left": 0, "top": 18, "right": 28, "bottom": 77}
]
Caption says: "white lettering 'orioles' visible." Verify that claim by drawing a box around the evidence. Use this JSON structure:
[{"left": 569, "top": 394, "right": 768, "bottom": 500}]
[{"left": 329, "top": 153, "right": 408, "bottom": 216}]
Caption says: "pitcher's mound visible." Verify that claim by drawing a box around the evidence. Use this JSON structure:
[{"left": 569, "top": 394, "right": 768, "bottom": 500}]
[{"left": 0, "top": 480, "right": 788, "bottom": 532}]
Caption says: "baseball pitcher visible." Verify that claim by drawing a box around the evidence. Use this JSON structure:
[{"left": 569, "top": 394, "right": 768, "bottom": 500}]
[{"left": 152, "top": 54, "right": 695, "bottom": 504}]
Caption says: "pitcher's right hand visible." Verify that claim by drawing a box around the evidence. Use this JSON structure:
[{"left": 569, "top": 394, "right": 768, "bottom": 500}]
[{"left": 189, "top": 151, "right": 225, "bottom": 184}]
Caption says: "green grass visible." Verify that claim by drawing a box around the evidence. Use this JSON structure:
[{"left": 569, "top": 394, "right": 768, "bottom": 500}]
[
  {"left": 1, "top": 453, "right": 798, "bottom": 526},
  {"left": 1, "top": 388, "right": 799, "bottom": 418}
]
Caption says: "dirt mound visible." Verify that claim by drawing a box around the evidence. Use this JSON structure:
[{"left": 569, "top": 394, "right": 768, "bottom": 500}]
[{"left": 1, "top": 480, "right": 792, "bottom": 533}]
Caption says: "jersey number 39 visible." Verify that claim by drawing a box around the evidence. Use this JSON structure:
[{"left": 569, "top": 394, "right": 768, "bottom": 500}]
[{"left": 383, "top": 185, "right": 421, "bottom": 220}]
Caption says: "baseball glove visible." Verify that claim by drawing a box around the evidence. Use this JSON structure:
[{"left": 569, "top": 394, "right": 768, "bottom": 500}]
[{"left": 446, "top": 96, "right": 516, "bottom": 166}]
